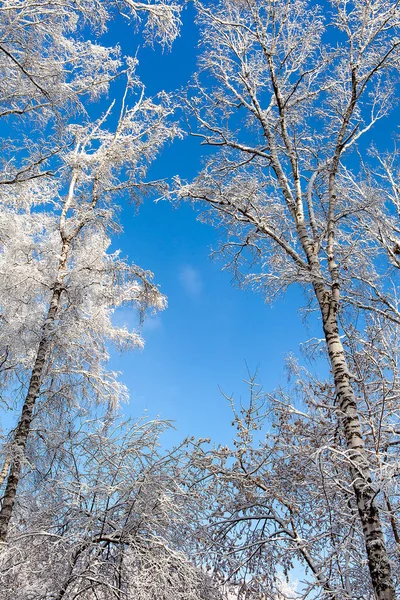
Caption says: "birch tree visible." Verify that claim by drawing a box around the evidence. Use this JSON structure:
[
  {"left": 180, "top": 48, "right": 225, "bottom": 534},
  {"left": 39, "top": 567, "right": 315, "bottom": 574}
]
[
  {"left": 178, "top": 1, "right": 400, "bottom": 597},
  {"left": 0, "top": 0, "right": 183, "bottom": 550},
  {"left": 0, "top": 79, "right": 180, "bottom": 542},
  {"left": 186, "top": 331, "right": 400, "bottom": 599}
]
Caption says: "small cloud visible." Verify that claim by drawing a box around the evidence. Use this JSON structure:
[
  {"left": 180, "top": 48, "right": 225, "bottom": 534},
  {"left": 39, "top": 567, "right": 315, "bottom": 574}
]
[
  {"left": 179, "top": 265, "right": 203, "bottom": 299},
  {"left": 142, "top": 315, "right": 163, "bottom": 332},
  {"left": 112, "top": 306, "right": 137, "bottom": 330}
]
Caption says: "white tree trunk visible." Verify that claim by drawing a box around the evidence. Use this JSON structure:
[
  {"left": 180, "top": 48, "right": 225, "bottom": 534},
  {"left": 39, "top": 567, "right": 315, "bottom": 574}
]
[
  {"left": 0, "top": 241, "right": 69, "bottom": 543},
  {"left": 318, "top": 290, "right": 395, "bottom": 600}
]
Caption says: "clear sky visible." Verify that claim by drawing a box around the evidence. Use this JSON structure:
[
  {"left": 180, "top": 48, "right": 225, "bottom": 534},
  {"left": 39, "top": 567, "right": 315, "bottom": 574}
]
[{"left": 103, "top": 3, "right": 321, "bottom": 446}]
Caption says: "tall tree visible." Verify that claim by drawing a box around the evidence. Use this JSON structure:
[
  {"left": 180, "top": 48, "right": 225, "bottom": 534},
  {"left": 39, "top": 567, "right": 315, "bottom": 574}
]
[
  {"left": 0, "top": 0, "right": 183, "bottom": 547},
  {"left": 179, "top": 1, "right": 400, "bottom": 597},
  {"left": 0, "top": 80, "right": 179, "bottom": 541}
]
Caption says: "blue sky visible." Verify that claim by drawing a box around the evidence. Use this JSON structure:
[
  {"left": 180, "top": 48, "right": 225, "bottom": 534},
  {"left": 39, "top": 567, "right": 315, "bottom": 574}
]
[
  {"left": 114, "top": 200, "right": 310, "bottom": 444},
  {"left": 103, "top": 4, "right": 317, "bottom": 445}
]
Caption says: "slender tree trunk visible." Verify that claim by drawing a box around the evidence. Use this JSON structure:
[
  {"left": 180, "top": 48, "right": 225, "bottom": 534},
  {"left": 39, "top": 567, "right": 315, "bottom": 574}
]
[
  {"left": 317, "top": 292, "right": 395, "bottom": 600},
  {"left": 55, "top": 543, "right": 88, "bottom": 600},
  {"left": 0, "top": 241, "right": 69, "bottom": 543},
  {"left": 385, "top": 494, "right": 400, "bottom": 547}
]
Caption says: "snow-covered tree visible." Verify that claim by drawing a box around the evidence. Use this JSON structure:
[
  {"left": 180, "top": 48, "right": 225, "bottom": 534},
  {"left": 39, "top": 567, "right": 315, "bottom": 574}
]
[
  {"left": 0, "top": 78, "right": 180, "bottom": 541},
  {"left": 0, "top": 411, "right": 222, "bottom": 599},
  {"left": 0, "top": 0, "right": 181, "bottom": 183},
  {"left": 185, "top": 340, "right": 400, "bottom": 599},
  {"left": 0, "top": 0, "right": 181, "bottom": 118},
  {"left": 0, "top": 0, "right": 184, "bottom": 550}
]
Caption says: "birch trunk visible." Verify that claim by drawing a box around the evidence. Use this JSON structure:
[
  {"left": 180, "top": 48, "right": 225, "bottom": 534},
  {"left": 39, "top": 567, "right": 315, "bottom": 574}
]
[
  {"left": 316, "top": 289, "right": 395, "bottom": 600},
  {"left": 0, "top": 240, "right": 70, "bottom": 543}
]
